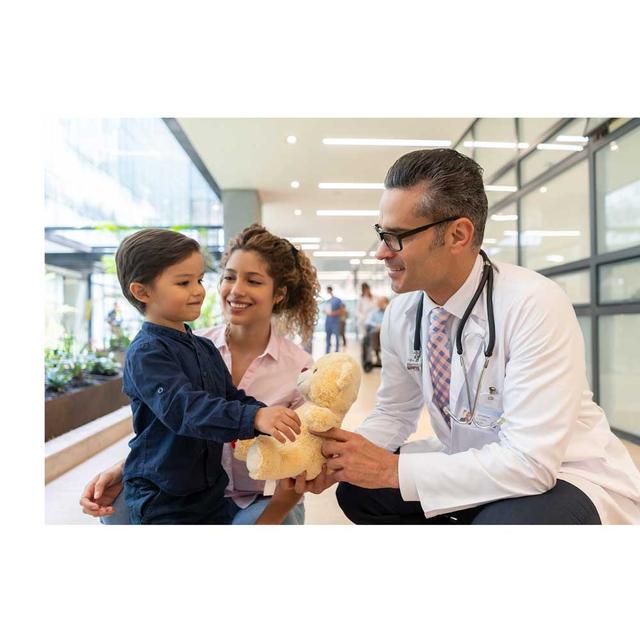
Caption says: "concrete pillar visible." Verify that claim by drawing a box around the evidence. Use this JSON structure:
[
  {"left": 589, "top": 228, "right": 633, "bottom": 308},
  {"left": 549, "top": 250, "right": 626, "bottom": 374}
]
[{"left": 222, "top": 189, "right": 262, "bottom": 247}]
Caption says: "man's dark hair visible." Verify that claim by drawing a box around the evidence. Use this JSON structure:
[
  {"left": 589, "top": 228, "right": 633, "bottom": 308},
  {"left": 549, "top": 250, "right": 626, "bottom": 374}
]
[
  {"left": 115, "top": 229, "right": 201, "bottom": 314},
  {"left": 384, "top": 148, "right": 488, "bottom": 247}
]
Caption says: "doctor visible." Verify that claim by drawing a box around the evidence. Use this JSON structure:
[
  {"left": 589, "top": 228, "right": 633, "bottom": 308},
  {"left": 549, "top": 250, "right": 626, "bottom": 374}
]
[{"left": 289, "top": 148, "right": 640, "bottom": 524}]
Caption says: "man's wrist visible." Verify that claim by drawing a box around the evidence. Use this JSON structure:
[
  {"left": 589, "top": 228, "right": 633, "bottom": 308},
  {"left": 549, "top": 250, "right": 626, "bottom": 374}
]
[{"left": 384, "top": 452, "right": 400, "bottom": 489}]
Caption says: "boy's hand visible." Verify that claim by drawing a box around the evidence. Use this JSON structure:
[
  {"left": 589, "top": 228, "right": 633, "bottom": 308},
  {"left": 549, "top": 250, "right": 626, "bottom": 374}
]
[{"left": 254, "top": 406, "right": 301, "bottom": 444}]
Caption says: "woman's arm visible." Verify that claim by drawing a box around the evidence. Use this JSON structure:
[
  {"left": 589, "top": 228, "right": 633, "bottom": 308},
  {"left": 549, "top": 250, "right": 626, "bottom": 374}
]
[
  {"left": 254, "top": 480, "right": 302, "bottom": 525},
  {"left": 79, "top": 459, "right": 125, "bottom": 517}
]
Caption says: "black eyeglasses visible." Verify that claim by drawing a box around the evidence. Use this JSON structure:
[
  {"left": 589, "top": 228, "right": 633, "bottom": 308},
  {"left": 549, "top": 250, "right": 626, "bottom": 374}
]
[{"left": 374, "top": 216, "right": 461, "bottom": 252}]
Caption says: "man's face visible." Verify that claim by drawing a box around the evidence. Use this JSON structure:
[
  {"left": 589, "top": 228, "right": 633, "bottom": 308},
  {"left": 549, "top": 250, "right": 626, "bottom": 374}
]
[{"left": 374, "top": 184, "right": 449, "bottom": 294}]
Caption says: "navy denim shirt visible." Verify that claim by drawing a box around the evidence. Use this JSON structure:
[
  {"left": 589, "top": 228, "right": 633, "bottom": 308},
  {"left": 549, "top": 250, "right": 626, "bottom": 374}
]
[{"left": 122, "top": 322, "right": 265, "bottom": 496}]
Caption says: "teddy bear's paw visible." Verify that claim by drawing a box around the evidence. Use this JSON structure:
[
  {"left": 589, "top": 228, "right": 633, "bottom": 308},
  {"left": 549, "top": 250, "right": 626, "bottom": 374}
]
[
  {"left": 246, "top": 437, "right": 282, "bottom": 480},
  {"left": 233, "top": 438, "right": 256, "bottom": 461}
]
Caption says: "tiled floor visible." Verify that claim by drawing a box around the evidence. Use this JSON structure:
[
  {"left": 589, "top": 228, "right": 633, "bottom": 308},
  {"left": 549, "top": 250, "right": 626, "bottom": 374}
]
[{"left": 45, "top": 335, "right": 640, "bottom": 524}]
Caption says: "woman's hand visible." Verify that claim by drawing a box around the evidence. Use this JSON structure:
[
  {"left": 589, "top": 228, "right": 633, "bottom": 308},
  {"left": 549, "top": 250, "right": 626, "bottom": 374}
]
[{"left": 79, "top": 460, "right": 125, "bottom": 518}]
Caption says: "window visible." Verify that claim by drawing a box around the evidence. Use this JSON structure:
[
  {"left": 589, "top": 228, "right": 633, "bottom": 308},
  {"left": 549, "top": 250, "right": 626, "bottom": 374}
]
[
  {"left": 599, "top": 314, "right": 640, "bottom": 436},
  {"left": 599, "top": 258, "right": 640, "bottom": 304},
  {"left": 521, "top": 118, "right": 588, "bottom": 185},
  {"left": 595, "top": 125, "right": 640, "bottom": 253},
  {"left": 482, "top": 204, "right": 517, "bottom": 264},
  {"left": 520, "top": 160, "right": 590, "bottom": 270},
  {"left": 472, "top": 119, "right": 518, "bottom": 180},
  {"left": 486, "top": 168, "right": 518, "bottom": 209},
  {"left": 548, "top": 270, "right": 590, "bottom": 305}
]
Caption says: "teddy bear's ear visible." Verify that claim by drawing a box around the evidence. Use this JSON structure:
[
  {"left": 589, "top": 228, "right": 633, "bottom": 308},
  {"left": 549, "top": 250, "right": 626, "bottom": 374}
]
[{"left": 335, "top": 362, "right": 353, "bottom": 390}]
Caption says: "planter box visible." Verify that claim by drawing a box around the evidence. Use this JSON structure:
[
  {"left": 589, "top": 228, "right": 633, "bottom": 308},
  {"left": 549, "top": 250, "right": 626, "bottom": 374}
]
[{"left": 45, "top": 375, "right": 130, "bottom": 441}]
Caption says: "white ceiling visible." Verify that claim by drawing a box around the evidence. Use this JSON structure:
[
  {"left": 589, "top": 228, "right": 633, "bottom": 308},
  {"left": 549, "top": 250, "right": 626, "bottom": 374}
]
[{"left": 178, "top": 118, "right": 474, "bottom": 272}]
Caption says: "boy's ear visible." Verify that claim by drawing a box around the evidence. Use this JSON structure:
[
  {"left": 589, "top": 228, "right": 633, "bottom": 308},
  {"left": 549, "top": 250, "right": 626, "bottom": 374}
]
[{"left": 129, "top": 282, "right": 151, "bottom": 304}]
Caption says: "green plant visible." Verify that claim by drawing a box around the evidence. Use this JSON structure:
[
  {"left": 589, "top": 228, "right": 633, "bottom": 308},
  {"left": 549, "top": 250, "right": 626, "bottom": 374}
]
[
  {"left": 85, "top": 352, "right": 120, "bottom": 376},
  {"left": 108, "top": 333, "right": 131, "bottom": 351},
  {"left": 46, "top": 365, "right": 73, "bottom": 392}
]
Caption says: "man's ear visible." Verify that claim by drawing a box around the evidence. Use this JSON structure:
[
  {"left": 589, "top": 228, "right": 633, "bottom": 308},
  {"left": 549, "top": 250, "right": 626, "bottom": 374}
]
[{"left": 129, "top": 282, "right": 151, "bottom": 305}]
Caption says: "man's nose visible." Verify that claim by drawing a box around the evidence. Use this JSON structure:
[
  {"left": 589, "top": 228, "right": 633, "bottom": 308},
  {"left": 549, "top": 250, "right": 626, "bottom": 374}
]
[{"left": 374, "top": 240, "right": 393, "bottom": 261}]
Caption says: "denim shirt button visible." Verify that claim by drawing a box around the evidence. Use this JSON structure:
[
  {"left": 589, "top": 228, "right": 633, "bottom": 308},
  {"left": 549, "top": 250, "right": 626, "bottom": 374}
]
[{"left": 157, "top": 386, "right": 164, "bottom": 394}]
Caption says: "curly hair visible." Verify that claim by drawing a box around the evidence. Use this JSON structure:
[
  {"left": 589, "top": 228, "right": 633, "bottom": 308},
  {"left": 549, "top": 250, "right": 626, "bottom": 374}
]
[{"left": 220, "top": 224, "right": 320, "bottom": 344}]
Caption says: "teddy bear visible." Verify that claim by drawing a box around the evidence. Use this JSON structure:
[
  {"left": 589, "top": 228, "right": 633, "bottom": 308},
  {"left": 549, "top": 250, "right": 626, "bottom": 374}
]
[{"left": 233, "top": 352, "right": 362, "bottom": 481}]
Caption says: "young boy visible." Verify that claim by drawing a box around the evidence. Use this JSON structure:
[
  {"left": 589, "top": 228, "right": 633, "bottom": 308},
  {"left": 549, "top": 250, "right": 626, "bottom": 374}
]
[{"left": 115, "top": 229, "right": 301, "bottom": 524}]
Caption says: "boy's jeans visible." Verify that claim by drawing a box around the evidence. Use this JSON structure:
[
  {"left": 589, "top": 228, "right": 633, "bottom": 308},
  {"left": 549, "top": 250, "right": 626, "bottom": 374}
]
[{"left": 101, "top": 488, "right": 304, "bottom": 525}]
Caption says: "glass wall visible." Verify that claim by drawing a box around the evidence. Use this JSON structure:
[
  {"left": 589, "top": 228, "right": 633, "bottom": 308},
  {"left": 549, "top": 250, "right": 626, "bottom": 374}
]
[
  {"left": 520, "top": 160, "right": 590, "bottom": 270},
  {"left": 464, "top": 117, "right": 640, "bottom": 440},
  {"left": 595, "top": 125, "right": 640, "bottom": 253},
  {"left": 44, "top": 118, "right": 224, "bottom": 352},
  {"left": 44, "top": 119, "right": 223, "bottom": 230}
]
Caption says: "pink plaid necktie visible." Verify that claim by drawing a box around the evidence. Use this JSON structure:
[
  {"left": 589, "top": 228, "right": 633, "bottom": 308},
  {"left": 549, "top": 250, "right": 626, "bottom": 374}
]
[{"left": 428, "top": 307, "right": 452, "bottom": 422}]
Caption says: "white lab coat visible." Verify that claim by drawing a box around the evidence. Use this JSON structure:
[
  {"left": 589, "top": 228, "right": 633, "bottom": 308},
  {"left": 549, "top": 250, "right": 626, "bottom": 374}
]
[{"left": 357, "top": 254, "right": 640, "bottom": 523}]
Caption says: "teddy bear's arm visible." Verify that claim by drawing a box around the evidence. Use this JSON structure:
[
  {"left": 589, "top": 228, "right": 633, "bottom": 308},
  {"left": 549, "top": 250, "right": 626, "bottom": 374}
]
[{"left": 298, "top": 404, "right": 341, "bottom": 432}]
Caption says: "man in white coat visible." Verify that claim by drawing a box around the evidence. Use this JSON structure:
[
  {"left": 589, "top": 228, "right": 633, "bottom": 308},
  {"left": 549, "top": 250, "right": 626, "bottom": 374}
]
[{"left": 287, "top": 148, "right": 640, "bottom": 524}]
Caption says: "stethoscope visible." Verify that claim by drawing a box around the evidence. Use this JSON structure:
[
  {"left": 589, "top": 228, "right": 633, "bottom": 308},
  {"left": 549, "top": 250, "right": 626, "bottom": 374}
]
[{"left": 407, "top": 250, "right": 497, "bottom": 427}]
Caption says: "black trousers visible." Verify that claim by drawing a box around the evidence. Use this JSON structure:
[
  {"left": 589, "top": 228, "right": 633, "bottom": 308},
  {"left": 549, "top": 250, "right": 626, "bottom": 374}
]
[{"left": 336, "top": 479, "right": 601, "bottom": 524}]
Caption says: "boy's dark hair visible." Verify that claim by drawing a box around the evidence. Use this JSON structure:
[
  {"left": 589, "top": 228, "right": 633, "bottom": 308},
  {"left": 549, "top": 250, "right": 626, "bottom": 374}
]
[
  {"left": 384, "top": 148, "right": 488, "bottom": 246},
  {"left": 115, "top": 229, "right": 201, "bottom": 314}
]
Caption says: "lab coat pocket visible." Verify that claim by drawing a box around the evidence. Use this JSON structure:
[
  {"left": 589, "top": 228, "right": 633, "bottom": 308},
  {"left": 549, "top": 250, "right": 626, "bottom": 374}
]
[{"left": 450, "top": 392, "right": 504, "bottom": 452}]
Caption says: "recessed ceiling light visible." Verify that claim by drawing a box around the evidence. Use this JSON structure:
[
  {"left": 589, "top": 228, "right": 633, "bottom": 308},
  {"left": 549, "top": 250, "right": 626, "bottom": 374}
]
[
  {"left": 556, "top": 135, "right": 588, "bottom": 143},
  {"left": 362, "top": 258, "right": 380, "bottom": 265},
  {"left": 540, "top": 186, "right": 548, "bottom": 193},
  {"left": 336, "top": 236, "right": 343, "bottom": 243},
  {"left": 300, "top": 243, "right": 320, "bottom": 250},
  {"left": 464, "top": 140, "right": 529, "bottom": 150},
  {"left": 610, "top": 142, "right": 619, "bottom": 151},
  {"left": 290, "top": 180, "right": 300, "bottom": 189},
  {"left": 287, "top": 236, "right": 321, "bottom": 243},
  {"left": 316, "top": 210, "right": 379, "bottom": 217},
  {"left": 485, "top": 185, "right": 518, "bottom": 192},
  {"left": 483, "top": 238, "right": 498, "bottom": 244},
  {"left": 294, "top": 209, "right": 302, "bottom": 216},
  {"left": 313, "top": 251, "right": 367, "bottom": 257},
  {"left": 490, "top": 214, "right": 518, "bottom": 222},
  {"left": 318, "top": 182, "right": 384, "bottom": 190},
  {"left": 323, "top": 138, "right": 451, "bottom": 147},
  {"left": 546, "top": 254, "right": 565, "bottom": 263},
  {"left": 287, "top": 135, "right": 297, "bottom": 144},
  {"left": 524, "top": 230, "right": 581, "bottom": 237},
  {"left": 537, "top": 143, "right": 583, "bottom": 152}
]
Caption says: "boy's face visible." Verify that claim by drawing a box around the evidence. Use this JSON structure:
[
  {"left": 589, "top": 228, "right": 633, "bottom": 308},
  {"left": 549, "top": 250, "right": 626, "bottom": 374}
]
[{"left": 133, "top": 251, "right": 206, "bottom": 328}]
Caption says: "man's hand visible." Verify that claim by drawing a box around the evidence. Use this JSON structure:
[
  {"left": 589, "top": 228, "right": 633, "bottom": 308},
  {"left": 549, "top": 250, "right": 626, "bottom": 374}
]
[
  {"left": 280, "top": 466, "right": 337, "bottom": 495},
  {"left": 311, "top": 428, "right": 399, "bottom": 489},
  {"left": 255, "top": 406, "right": 301, "bottom": 444},
  {"left": 79, "top": 460, "right": 125, "bottom": 518}
]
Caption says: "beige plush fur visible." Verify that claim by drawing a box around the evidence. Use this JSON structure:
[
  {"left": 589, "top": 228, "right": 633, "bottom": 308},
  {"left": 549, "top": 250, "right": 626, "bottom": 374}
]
[{"left": 234, "top": 352, "right": 361, "bottom": 481}]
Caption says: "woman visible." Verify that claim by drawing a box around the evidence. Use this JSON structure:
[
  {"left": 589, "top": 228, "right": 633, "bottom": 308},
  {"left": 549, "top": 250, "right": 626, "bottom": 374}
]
[
  {"left": 355, "top": 282, "right": 377, "bottom": 341},
  {"left": 79, "top": 224, "right": 320, "bottom": 524}
]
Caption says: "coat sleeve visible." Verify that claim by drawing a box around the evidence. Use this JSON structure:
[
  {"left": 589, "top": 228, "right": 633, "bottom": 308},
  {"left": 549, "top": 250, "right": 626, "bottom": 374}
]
[
  {"left": 356, "top": 299, "right": 425, "bottom": 451},
  {"left": 398, "top": 281, "right": 584, "bottom": 517},
  {"left": 126, "top": 340, "right": 264, "bottom": 442}
]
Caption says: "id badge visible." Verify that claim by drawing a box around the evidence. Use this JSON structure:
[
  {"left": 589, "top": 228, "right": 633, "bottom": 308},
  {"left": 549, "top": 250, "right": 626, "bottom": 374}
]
[{"left": 406, "top": 350, "right": 422, "bottom": 371}]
